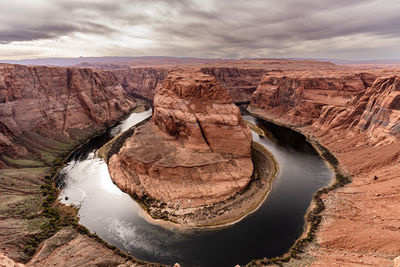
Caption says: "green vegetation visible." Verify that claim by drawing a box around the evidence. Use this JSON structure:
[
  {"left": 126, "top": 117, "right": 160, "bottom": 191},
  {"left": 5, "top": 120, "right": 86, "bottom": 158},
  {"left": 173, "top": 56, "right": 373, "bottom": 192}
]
[
  {"left": 24, "top": 173, "right": 78, "bottom": 256},
  {"left": 0, "top": 155, "right": 44, "bottom": 168},
  {"left": 0, "top": 104, "right": 163, "bottom": 264}
]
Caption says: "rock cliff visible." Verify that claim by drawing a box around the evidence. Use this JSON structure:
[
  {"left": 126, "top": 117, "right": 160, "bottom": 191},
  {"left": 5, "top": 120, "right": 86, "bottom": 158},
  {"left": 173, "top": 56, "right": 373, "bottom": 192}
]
[
  {"left": 251, "top": 71, "right": 378, "bottom": 125},
  {"left": 201, "top": 67, "right": 266, "bottom": 103},
  {"left": 315, "top": 75, "right": 400, "bottom": 144},
  {"left": 251, "top": 71, "right": 400, "bottom": 145},
  {"left": 112, "top": 67, "right": 170, "bottom": 101},
  {"left": 0, "top": 64, "right": 136, "bottom": 167},
  {"left": 248, "top": 70, "right": 400, "bottom": 267},
  {"left": 112, "top": 67, "right": 265, "bottom": 104},
  {"left": 108, "top": 69, "right": 253, "bottom": 208}
]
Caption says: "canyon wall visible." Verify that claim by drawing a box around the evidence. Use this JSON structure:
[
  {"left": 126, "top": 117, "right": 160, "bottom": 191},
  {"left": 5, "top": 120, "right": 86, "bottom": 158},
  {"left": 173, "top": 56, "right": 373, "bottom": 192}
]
[
  {"left": 109, "top": 69, "right": 253, "bottom": 208},
  {"left": 316, "top": 75, "right": 400, "bottom": 145},
  {"left": 112, "top": 67, "right": 170, "bottom": 101},
  {"left": 105, "top": 61, "right": 337, "bottom": 106},
  {"left": 249, "top": 71, "right": 400, "bottom": 266},
  {"left": 251, "top": 71, "right": 400, "bottom": 144},
  {"left": 251, "top": 71, "right": 377, "bottom": 125},
  {"left": 201, "top": 67, "right": 266, "bottom": 103},
  {"left": 111, "top": 66, "right": 266, "bottom": 104},
  {"left": 0, "top": 64, "right": 139, "bottom": 265},
  {"left": 0, "top": 64, "right": 136, "bottom": 167}
]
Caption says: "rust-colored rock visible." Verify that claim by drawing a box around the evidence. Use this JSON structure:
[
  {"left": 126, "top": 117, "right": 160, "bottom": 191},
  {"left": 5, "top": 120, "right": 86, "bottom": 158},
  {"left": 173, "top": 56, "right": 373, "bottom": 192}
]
[
  {"left": 0, "top": 64, "right": 136, "bottom": 166},
  {"left": 26, "top": 227, "right": 144, "bottom": 267},
  {"left": 251, "top": 70, "right": 377, "bottom": 125},
  {"left": 248, "top": 70, "right": 400, "bottom": 267},
  {"left": 113, "top": 66, "right": 265, "bottom": 104},
  {"left": 251, "top": 71, "right": 400, "bottom": 146},
  {"left": 201, "top": 67, "right": 266, "bottom": 103},
  {"left": 316, "top": 75, "right": 400, "bottom": 145},
  {"left": 109, "top": 69, "right": 253, "bottom": 208},
  {"left": 112, "top": 67, "right": 170, "bottom": 101},
  {"left": 0, "top": 253, "right": 25, "bottom": 267}
]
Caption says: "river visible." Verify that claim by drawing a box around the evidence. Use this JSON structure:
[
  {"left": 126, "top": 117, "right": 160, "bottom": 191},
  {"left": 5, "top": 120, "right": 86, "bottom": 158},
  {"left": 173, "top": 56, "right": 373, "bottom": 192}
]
[{"left": 57, "top": 108, "right": 333, "bottom": 267}]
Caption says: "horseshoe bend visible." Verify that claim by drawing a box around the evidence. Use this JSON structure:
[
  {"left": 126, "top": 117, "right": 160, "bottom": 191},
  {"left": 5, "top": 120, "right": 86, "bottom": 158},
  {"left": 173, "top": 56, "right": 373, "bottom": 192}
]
[
  {"left": 0, "top": 60, "right": 400, "bottom": 266},
  {"left": 1, "top": 3, "right": 400, "bottom": 265},
  {"left": 106, "top": 69, "right": 280, "bottom": 227},
  {"left": 1, "top": 59, "right": 399, "bottom": 266}
]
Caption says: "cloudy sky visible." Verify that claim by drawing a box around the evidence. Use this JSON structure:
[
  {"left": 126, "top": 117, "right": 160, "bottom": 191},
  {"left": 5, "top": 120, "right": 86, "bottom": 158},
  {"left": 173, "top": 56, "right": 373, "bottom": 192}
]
[{"left": 1, "top": 0, "right": 399, "bottom": 60}]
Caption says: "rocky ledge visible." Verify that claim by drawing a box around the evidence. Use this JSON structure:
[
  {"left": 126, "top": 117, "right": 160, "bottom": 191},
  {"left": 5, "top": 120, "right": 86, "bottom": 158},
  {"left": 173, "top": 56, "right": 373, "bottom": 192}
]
[{"left": 108, "top": 69, "right": 276, "bottom": 226}]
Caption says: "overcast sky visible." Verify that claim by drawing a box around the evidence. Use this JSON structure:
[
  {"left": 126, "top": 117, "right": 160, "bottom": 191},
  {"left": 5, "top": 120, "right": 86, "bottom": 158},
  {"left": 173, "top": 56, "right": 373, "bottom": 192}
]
[{"left": 0, "top": 0, "right": 399, "bottom": 60}]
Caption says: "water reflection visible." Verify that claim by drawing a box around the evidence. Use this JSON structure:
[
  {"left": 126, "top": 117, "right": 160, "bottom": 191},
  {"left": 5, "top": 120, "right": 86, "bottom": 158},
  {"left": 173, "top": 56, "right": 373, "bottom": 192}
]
[{"left": 59, "top": 110, "right": 333, "bottom": 267}]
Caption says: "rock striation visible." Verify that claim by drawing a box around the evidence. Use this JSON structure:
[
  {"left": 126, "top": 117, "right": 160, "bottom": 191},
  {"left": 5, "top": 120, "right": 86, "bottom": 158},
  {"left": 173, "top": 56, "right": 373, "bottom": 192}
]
[
  {"left": 112, "top": 67, "right": 170, "bottom": 101},
  {"left": 316, "top": 75, "right": 400, "bottom": 145},
  {"left": 251, "top": 71, "right": 400, "bottom": 145},
  {"left": 248, "top": 70, "right": 400, "bottom": 266},
  {"left": 251, "top": 71, "right": 377, "bottom": 125},
  {"left": 201, "top": 67, "right": 266, "bottom": 103},
  {"left": 109, "top": 69, "right": 253, "bottom": 208},
  {"left": 113, "top": 67, "right": 265, "bottom": 104},
  {"left": 0, "top": 64, "right": 136, "bottom": 167}
]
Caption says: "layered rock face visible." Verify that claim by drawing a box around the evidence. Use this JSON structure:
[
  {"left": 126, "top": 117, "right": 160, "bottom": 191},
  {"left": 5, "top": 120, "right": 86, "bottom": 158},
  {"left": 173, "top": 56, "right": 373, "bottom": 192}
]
[
  {"left": 251, "top": 71, "right": 377, "bottom": 125},
  {"left": 248, "top": 71, "right": 400, "bottom": 266},
  {"left": 201, "top": 67, "right": 266, "bottom": 103},
  {"left": 0, "top": 64, "right": 136, "bottom": 166},
  {"left": 250, "top": 71, "right": 400, "bottom": 145},
  {"left": 112, "top": 67, "right": 170, "bottom": 101},
  {"left": 316, "top": 75, "right": 400, "bottom": 145},
  {"left": 112, "top": 67, "right": 265, "bottom": 104},
  {"left": 109, "top": 69, "right": 253, "bottom": 208}
]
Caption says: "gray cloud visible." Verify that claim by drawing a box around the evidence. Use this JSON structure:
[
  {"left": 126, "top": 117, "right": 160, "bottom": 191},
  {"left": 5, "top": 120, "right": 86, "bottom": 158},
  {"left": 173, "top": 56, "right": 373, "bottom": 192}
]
[{"left": 0, "top": 0, "right": 399, "bottom": 59}]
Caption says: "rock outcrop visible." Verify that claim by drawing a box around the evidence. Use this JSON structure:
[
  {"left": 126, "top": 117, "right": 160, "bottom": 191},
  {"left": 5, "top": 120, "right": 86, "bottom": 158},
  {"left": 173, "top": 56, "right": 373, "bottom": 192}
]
[
  {"left": 250, "top": 71, "right": 400, "bottom": 146},
  {"left": 109, "top": 69, "right": 253, "bottom": 208},
  {"left": 0, "top": 64, "right": 136, "bottom": 167}
]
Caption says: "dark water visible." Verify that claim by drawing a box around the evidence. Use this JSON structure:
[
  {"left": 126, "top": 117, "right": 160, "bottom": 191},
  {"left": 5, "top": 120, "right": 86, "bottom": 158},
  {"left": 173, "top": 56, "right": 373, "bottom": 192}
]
[{"left": 58, "top": 110, "right": 333, "bottom": 267}]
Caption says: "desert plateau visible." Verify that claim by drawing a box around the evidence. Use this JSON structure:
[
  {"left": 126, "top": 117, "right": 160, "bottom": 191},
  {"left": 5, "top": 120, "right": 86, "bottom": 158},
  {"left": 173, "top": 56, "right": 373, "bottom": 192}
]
[{"left": 1, "top": 1, "right": 400, "bottom": 267}]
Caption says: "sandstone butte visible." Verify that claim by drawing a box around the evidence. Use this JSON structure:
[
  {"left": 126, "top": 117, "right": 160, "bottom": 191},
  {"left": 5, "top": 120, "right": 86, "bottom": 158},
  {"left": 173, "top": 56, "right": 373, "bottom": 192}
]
[
  {"left": 108, "top": 69, "right": 253, "bottom": 209},
  {"left": 249, "top": 71, "right": 400, "bottom": 266}
]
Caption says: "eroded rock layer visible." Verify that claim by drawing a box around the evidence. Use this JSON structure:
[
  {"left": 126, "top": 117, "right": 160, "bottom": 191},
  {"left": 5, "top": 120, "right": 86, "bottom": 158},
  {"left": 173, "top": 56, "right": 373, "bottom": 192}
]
[
  {"left": 251, "top": 71, "right": 400, "bottom": 145},
  {"left": 201, "top": 67, "right": 266, "bottom": 103},
  {"left": 315, "top": 75, "right": 400, "bottom": 145},
  {"left": 109, "top": 69, "right": 253, "bottom": 208},
  {"left": 251, "top": 70, "right": 377, "bottom": 125},
  {"left": 113, "top": 67, "right": 266, "bottom": 104},
  {"left": 112, "top": 67, "right": 170, "bottom": 101},
  {"left": 248, "top": 72, "right": 400, "bottom": 266},
  {"left": 0, "top": 64, "right": 136, "bottom": 167}
]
